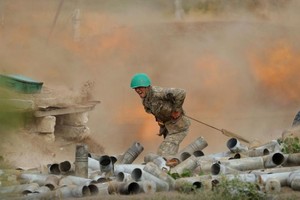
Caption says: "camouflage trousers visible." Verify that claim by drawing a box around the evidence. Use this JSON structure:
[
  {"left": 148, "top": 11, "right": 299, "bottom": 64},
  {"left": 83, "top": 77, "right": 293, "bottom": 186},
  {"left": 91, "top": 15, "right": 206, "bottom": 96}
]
[{"left": 157, "top": 129, "right": 188, "bottom": 157}]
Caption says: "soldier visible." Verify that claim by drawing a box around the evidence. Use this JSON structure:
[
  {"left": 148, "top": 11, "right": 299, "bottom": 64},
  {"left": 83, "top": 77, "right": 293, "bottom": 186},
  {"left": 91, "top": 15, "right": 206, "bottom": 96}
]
[{"left": 130, "top": 73, "right": 191, "bottom": 158}]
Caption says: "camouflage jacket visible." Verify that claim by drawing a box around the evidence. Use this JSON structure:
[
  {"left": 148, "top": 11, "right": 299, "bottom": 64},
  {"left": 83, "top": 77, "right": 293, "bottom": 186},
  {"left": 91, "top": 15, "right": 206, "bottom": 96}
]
[{"left": 142, "top": 86, "right": 190, "bottom": 133}]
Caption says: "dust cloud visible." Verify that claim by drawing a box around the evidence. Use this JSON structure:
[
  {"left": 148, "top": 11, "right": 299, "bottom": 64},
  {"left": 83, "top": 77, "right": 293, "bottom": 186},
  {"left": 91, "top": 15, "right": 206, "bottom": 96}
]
[{"left": 1, "top": 0, "right": 300, "bottom": 159}]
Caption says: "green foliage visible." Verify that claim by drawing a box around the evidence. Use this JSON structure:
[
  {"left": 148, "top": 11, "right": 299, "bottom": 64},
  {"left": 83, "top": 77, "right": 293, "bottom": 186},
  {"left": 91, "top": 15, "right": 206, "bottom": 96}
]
[
  {"left": 177, "top": 182, "right": 197, "bottom": 194},
  {"left": 279, "top": 136, "right": 300, "bottom": 154},
  {"left": 198, "top": 171, "right": 205, "bottom": 176},
  {"left": 181, "top": 169, "right": 193, "bottom": 178},
  {"left": 161, "top": 174, "right": 266, "bottom": 199},
  {"left": 0, "top": 89, "right": 24, "bottom": 131},
  {"left": 211, "top": 176, "right": 265, "bottom": 200},
  {"left": 168, "top": 169, "right": 193, "bottom": 179},
  {"left": 169, "top": 172, "right": 180, "bottom": 179}
]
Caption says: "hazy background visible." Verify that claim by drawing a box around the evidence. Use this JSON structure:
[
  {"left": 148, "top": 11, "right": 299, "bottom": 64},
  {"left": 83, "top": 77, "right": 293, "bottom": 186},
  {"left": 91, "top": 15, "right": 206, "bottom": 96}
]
[{"left": 1, "top": 0, "right": 300, "bottom": 158}]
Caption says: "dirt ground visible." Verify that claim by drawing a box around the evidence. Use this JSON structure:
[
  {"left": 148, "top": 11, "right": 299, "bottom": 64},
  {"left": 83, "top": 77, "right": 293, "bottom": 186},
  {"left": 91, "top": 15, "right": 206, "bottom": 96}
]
[
  {"left": 0, "top": 84, "right": 104, "bottom": 169},
  {"left": 0, "top": 129, "right": 104, "bottom": 170},
  {"left": 73, "top": 187, "right": 300, "bottom": 200}
]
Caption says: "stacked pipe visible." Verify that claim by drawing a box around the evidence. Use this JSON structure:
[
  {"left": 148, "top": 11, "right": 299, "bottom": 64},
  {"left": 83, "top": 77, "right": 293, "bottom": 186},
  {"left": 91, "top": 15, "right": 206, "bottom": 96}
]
[
  {"left": 164, "top": 137, "right": 300, "bottom": 194},
  {"left": 4, "top": 136, "right": 300, "bottom": 199},
  {"left": 167, "top": 136, "right": 208, "bottom": 164}
]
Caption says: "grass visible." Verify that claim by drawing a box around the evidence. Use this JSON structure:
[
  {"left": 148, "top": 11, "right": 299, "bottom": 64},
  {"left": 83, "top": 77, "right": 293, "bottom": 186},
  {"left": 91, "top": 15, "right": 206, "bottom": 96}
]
[
  {"left": 166, "top": 169, "right": 266, "bottom": 200},
  {"left": 279, "top": 136, "right": 300, "bottom": 154}
]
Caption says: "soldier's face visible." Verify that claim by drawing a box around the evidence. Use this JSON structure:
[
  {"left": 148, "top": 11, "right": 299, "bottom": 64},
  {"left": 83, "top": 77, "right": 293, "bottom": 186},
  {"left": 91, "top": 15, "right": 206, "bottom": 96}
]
[{"left": 134, "top": 87, "right": 148, "bottom": 98}]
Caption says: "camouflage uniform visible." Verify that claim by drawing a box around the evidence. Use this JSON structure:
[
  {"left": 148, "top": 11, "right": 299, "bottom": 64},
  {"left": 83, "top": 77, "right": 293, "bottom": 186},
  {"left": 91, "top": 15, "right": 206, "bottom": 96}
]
[{"left": 142, "top": 86, "right": 190, "bottom": 157}]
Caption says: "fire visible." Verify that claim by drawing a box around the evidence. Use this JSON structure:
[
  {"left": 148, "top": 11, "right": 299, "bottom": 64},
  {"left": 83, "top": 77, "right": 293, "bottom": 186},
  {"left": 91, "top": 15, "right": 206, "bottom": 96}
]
[
  {"left": 137, "top": 116, "right": 158, "bottom": 141},
  {"left": 116, "top": 104, "right": 158, "bottom": 141},
  {"left": 192, "top": 54, "right": 239, "bottom": 113},
  {"left": 249, "top": 40, "right": 300, "bottom": 105},
  {"left": 194, "top": 54, "right": 224, "bottom": 88}
]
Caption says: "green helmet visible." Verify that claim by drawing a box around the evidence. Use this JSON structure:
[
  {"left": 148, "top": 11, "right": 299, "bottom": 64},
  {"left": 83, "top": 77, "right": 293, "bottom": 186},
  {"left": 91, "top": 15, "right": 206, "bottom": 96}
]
[{"left": 130, "top": 73, "right": 151, "bottom": 88}]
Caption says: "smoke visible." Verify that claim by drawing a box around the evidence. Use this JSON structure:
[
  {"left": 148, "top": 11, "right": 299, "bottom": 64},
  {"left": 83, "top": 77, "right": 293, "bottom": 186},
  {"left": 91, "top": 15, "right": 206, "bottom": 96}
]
[{"left": 1, "top": 0, "right": 300, "bottom": 157}]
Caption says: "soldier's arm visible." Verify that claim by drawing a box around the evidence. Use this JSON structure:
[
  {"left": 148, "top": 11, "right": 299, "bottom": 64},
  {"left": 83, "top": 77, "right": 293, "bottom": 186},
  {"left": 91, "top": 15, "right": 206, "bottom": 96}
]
[{"left": 165, "top": 88, "right": 186, "bottom": 113}]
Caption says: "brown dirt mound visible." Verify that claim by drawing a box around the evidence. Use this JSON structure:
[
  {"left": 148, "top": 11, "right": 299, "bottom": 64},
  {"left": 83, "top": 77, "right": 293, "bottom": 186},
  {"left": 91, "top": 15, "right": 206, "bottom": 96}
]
[{"left": 0, "top": 130, "right": 104, "bottom": 169}]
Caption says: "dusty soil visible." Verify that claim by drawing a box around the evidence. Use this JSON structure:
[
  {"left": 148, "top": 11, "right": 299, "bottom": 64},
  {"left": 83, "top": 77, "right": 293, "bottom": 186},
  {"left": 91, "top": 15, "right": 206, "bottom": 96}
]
[
  {"left": 0, "top": 130, "right": 104, "bottom": 170},
  {"left": 0, "top": 84, "right": 103, "bottom": 169}
]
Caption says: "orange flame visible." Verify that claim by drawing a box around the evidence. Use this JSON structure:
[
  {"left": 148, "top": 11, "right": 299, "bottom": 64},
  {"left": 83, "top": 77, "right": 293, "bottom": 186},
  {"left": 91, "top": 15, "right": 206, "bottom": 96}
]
[
  {"left": 249, "top": 39, "right": 300, "bottom": 105},
  {"left": 116, "top": 104, "right": 158, "bottom": 141}
]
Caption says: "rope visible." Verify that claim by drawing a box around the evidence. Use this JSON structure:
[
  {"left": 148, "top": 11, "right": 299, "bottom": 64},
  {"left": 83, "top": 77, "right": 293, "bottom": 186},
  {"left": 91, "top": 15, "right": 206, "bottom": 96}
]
[{"left": 185, "top": 115, "right": 222, "bottom": 132}]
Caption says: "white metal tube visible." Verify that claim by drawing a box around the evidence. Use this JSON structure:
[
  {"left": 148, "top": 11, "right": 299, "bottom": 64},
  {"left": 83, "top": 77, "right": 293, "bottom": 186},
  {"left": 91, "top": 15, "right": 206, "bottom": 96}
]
[
  {"left": 0, "top": 183, "right": 39, "bottom": 194},
  {"left": 265, "top": 178, "right": 281, "bottom": 194},
  {"left": 59, "top": 176, "right": 96, "bottom": 186},
  {"left": 131, "top": 168, "right": 169, "bottom": 192},
  {"left": 116, "top": 172, "right": 132, "bottom": 182},
  {"left": 227, "top": 138, "right": 248, "bottom": 153},
  {"left": 99, "top": 155, "right": 113, "bottom": 175},
  {"left": 263, "top": 152, "right": 285, "bottom": 168},
  {"left": 115, "top": 142, "right": 144, "bottom": 164},
  {"left": 211, "top": 163, "right": 241, "bottom": 175},
  {"left": 88, "top": 157, "right": 100, "bottom": 171},
  {"left": 259, "top": 172, "right": 291, "bottom": 186},
  {"left": 138, "top": 180, "right": 157, "bottom": 194},
  {"left": 143, "top": 162, "right": 175, "bottom": 190},
  {"left": 114, "top": 164, "right": 145, "bottom": 175},
  {"left": 170, "top": 155, "right": 198, "bottom": 175},
  {"left": 221, "top": 156, "right": 265, "bottom": 171}
]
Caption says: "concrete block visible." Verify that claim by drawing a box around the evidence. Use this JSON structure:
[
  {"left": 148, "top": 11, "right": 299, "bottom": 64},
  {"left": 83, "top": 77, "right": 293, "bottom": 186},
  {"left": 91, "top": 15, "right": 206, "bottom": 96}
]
[
  {"left": 59, "top": 112, "right": 89, "bottom": 126},
  {"left": 36, "top": 116, "right": 56, "bottom": 133},
  {"left": 55, "top": 125, "right": 90, "bottom": 141}
]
